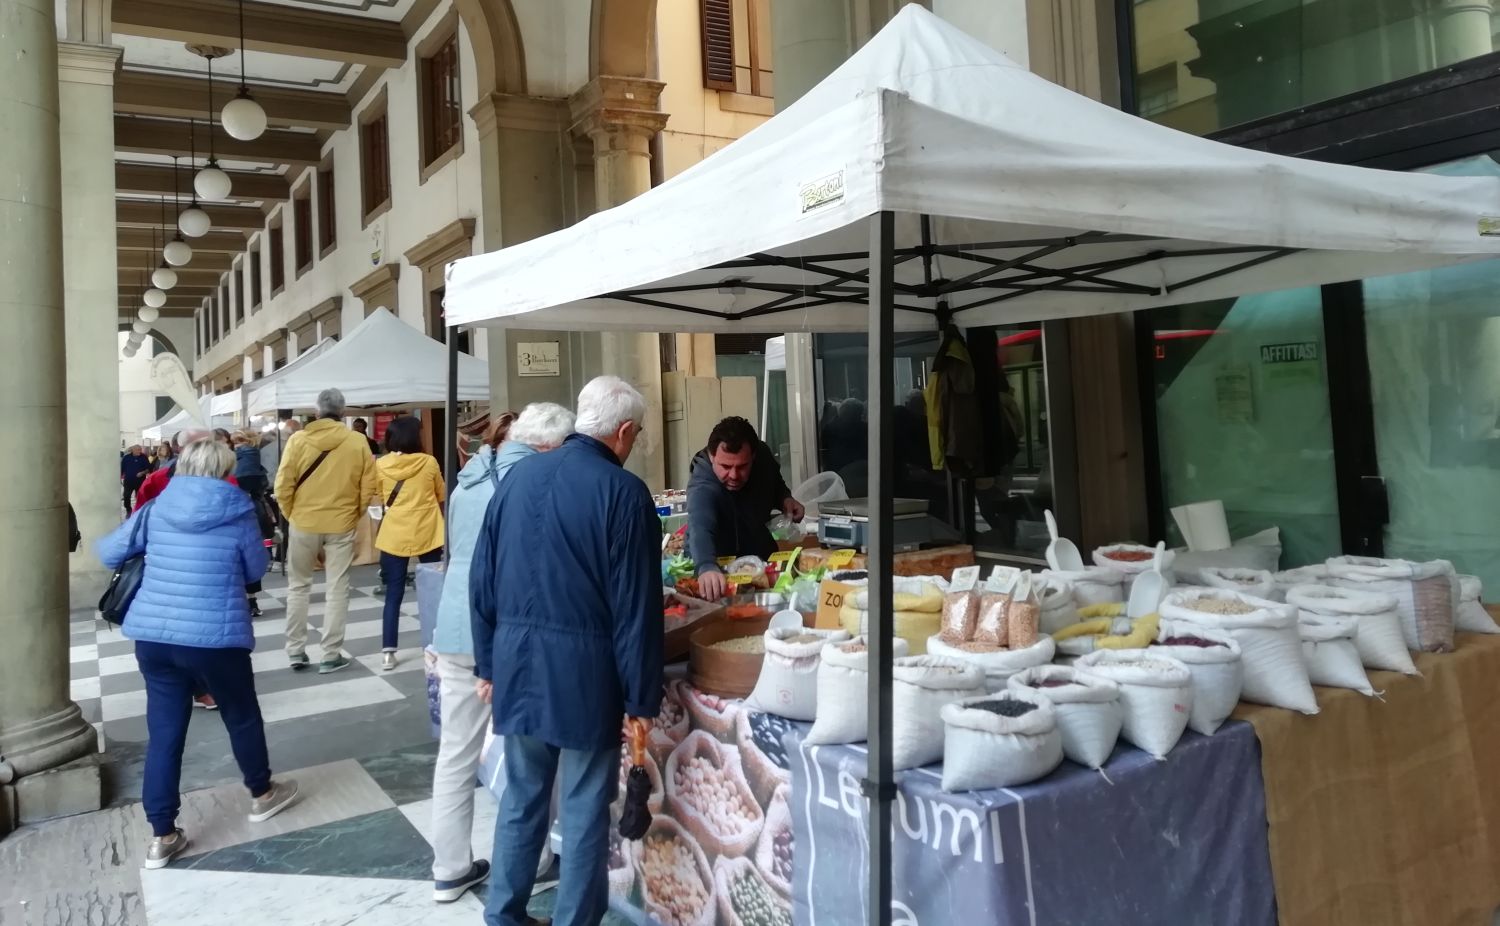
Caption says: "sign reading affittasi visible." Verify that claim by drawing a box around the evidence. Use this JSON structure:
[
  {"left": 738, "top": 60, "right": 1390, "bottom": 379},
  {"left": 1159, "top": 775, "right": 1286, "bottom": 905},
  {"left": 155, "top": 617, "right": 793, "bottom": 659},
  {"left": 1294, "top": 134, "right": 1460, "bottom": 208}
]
[
  {"left": 516, "top": 341, "right": 560, "bottom": 377},
  {"left": 1259, "top": 341, "right": 1319, "bottom": 364}
]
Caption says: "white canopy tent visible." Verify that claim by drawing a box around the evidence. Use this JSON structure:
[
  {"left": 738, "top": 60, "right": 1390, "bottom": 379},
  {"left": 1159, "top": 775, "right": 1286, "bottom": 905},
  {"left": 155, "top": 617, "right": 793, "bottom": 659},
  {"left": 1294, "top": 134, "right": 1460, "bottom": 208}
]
[
  {"left": 443, "top": 8, "right": 1500, "bottom": 924},
  {"left": 245, "top": 307, "right": 490, "bottom": 414},
  {"left": 198, "top": 338, "right": 340, "bottom": 423},
  {"left": 140, "top": 406, "right": 235, "bottom": 442}
]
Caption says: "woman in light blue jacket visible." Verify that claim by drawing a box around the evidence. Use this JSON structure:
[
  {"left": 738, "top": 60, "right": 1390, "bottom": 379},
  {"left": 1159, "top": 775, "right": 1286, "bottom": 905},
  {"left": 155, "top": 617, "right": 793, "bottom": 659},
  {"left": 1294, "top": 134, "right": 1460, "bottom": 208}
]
[
  {"left": 96, "top": 438, "right": 299, "bottom": 871},
  {"left": 427, "top": 402, "right": 575, "bottom": 904}
]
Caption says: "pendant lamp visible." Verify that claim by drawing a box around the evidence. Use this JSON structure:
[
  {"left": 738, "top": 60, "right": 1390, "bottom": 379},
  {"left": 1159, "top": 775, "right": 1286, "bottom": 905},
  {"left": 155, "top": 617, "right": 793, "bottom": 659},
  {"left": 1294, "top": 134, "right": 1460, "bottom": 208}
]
[
  {"left": 164, "top": 158, "right": 195, "bottom": 264},
  {"left": 221, "top": 0, "right": 267, "bottom": 141},
  {"left": 193, "top": 66, "right": 233, "bottom": 202}
]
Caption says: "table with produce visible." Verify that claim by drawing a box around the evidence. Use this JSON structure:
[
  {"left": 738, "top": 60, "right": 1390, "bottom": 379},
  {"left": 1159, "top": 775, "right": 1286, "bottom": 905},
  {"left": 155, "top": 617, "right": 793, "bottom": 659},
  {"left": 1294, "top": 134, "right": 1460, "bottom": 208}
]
[{"left": 538, "top": 517, "right": 1500, "bottom": 926}]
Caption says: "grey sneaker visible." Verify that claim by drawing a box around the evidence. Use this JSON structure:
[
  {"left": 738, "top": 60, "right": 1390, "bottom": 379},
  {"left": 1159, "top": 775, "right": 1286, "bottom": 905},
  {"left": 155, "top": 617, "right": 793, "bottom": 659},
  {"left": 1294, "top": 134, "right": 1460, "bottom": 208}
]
[
  {"left": 144, "top": 828, "right": 188, "bottom": 870},
  {"left": 318, "top": 654, "right": 351, "bottom": 675},
  {"left": 380, "top": 651, "right": 397, "bottom": 672},
  {"left": 288, "top": 652, "right": 310, "bottom": 671},
  {"left": 248, "top": 779, "right": 299, "bottom": 823}
]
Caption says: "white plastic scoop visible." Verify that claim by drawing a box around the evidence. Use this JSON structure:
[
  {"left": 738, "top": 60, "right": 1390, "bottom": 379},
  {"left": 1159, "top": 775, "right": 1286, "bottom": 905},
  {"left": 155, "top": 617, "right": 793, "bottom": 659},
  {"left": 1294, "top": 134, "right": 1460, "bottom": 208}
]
[
  {"left": 768, "top": 610, "right": 805, "bottom": 632},
  {"left": 1127, "top": 541, "right": 1169, "bottom": 619},
  {"left": 1044, "top": 510, "right": 1086, "bottom": 572}
]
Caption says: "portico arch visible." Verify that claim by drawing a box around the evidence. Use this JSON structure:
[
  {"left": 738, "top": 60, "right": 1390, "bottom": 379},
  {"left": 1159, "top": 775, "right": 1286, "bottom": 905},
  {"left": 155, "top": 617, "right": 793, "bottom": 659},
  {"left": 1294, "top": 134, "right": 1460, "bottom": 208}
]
[{"left": 454, "top": 0, "right": 529, "bottom": 95}]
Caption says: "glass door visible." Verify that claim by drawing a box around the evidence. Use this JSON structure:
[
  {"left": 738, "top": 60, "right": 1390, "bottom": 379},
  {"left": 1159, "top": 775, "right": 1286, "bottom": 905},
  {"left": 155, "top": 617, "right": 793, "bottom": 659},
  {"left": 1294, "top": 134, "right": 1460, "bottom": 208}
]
[{"left": 1143, "top": 287, "right": 1342, "bottom": 568}]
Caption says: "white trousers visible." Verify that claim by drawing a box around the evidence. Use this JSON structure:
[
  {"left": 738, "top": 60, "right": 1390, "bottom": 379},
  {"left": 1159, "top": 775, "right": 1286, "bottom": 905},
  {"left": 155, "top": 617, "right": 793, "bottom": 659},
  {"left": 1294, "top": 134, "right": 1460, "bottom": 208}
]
[{"left": 431, "top": 652, "right": 492, "bottom": 881}]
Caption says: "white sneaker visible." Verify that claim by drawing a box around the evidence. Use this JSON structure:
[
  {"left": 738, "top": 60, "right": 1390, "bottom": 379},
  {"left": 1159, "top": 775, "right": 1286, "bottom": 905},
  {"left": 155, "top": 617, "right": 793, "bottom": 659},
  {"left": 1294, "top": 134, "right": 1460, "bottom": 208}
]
[
  {"left": 144, "top": 828, "right": 189, "bottom": 870},
  {"left": 381, "top": 651, "right": 397, "bottom": 672}
]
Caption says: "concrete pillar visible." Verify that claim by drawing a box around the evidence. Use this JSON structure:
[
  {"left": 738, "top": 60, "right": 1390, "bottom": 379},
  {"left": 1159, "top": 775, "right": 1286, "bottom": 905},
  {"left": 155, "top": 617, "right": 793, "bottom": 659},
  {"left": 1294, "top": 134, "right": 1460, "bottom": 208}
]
[
  {"left": 571, "top": 76, "right": 671, "bottom": 492},
  {"left": 1430, "top": 0, "right": 1495, "bottom": 65},
  {"left": 59, "top": 41, "right": 123, "bottom": 602},
  {"left": 468, "top": 92, "right": 573, "bottom": 416},
  {"left": 0, "top": 0, "right": 102, "bottom": 834}
]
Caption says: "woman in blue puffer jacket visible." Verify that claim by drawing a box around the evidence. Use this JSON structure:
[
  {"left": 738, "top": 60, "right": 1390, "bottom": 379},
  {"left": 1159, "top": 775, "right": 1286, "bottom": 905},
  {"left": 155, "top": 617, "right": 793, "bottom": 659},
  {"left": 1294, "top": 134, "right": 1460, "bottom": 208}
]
[
  {"left": 425, "top": 402, "right": 575, "bottom": 904},
  {"left": 97, "top": 438, "right": 299, "bottom": 871}
]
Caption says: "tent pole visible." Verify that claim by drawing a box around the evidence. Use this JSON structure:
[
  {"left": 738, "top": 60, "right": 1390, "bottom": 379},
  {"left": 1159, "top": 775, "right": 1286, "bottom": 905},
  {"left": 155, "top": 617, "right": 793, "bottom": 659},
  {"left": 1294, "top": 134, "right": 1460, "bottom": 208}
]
[
  {"left": 445, "top": 331, "right": 459, "bottom": 502},
  {"left": 864, "top": 210, "right": 896, "bottom": 926}
]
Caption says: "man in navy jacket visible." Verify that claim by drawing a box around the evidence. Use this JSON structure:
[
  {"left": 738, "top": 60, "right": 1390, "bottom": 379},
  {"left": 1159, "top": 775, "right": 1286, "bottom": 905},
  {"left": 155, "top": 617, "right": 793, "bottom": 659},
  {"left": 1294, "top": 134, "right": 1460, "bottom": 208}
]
[{"left": 471, "top": 375, "right": 662, "bottom": 926}]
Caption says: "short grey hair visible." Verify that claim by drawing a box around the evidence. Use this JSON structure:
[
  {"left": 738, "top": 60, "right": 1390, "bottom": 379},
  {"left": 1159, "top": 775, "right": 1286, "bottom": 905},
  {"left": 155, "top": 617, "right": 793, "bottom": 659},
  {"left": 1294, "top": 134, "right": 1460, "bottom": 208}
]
[
  {"left": 176, "top": 437, "right": 235, "bottom": 478},
  {"left": 509, "top": 402, "right": 575, "bottom": 449},
  {"left": 574, "top": 376, "right": 645, "bottom": 440},
  {"left": 317, "top": 388, "right": 346, "bottom": 419}
]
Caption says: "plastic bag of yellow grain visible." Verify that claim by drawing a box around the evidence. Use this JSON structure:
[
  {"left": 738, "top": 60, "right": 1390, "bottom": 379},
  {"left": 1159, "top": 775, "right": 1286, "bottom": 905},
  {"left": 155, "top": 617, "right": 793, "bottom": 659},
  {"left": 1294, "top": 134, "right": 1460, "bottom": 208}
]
[{"left": 836, "top": 576, "right": 946, "bottom": 654}]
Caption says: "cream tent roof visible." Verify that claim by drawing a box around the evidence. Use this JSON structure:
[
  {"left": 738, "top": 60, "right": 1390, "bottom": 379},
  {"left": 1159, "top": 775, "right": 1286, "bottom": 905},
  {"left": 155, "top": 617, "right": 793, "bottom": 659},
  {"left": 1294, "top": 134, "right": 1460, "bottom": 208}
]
[
  {"left": 245, "top": 307, "right": 489, "bottom": 414},
  {"left": 445, "top": 6, "right": 1500, "bottom": 334}
]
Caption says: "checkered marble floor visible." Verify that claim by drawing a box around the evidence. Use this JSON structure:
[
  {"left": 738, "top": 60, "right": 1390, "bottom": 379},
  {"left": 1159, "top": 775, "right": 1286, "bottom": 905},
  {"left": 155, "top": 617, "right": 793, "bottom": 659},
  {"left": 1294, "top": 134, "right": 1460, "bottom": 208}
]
[{"left": 0, "top": 563, "right": 628, "bottom": 926}]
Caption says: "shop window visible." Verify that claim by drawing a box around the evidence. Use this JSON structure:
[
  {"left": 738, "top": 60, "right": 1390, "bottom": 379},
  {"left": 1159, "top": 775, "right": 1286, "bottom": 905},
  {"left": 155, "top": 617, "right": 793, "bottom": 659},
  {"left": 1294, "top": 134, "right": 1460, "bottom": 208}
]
[
  {"left": 317, "top": 158, "right": 336, "bottom": 256},
  {"left": 702, "top": 0, "right": 773, "bottom": 97},
  {"left": 1144, "top": 288, "right": 1340, "bottom": 567},
  {"left": 1128, "top": 0, "right": 1490, "bottom": 134},
  {"left": 359, "top": 90, "right": 392, "bottom": 225},
  {"left": 1136, "top": 64, "right": 1178, "bottom": 118},
  {"left": 419, "top": 28, "right": 463, "bottom": 172},
  {"left": 1361, "top": 154, "right": 1500, "bottom": 588},
  {"left": 269, "top": 222, "right": 285, "bottom": 296},
  {"left": 293, "top": 184, "right": 313, "bottom": 276}
]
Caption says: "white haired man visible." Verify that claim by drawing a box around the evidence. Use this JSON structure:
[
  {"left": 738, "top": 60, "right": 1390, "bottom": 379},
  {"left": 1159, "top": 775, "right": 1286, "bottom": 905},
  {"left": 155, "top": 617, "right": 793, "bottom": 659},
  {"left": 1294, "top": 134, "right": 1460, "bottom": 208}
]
[
  {"left": 427, "top": 402, "right": 576, "bottom": 904},
  {"left": 274, "top": 388, "right": 378, "bottom": 674},
  {"left": 471, "top": 377, "right": 662, "bottom": 926}
]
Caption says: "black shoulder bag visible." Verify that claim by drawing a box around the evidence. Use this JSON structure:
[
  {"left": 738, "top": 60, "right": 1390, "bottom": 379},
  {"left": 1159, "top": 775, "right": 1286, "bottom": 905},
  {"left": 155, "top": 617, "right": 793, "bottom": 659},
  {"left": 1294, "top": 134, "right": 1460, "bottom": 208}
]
[
  {"left": 98, "top": 504, "right": 152, "bottom": 626},
  {"left": 295, "top": 450, "right": 332, "bottom": 489},
  {"left": 376, "top": 480, "right": 406, "bottom": 535}
]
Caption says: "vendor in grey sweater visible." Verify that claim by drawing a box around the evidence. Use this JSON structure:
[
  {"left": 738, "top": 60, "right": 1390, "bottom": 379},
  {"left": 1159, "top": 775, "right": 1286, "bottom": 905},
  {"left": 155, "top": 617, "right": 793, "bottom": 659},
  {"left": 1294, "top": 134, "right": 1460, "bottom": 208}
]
[{"left": 686, "top": 416, "right": 803, "bottom": 601}]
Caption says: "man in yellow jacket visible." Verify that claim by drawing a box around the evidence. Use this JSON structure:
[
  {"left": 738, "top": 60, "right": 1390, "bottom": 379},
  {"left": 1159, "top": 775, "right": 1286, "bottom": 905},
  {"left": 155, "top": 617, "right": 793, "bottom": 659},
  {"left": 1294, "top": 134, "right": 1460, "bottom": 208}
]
[{"left": 274, "top": 388, "right": 378, "bottom": 674}]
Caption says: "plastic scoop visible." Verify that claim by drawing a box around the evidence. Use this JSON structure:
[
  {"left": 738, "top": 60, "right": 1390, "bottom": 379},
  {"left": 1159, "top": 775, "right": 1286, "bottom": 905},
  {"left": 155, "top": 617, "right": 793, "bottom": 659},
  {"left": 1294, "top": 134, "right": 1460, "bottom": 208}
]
[
  {"left": 1127, "top": 541, "right": 1169, "bottom": 619},
  {"left": 769, "top": 610, "right": 805, "bottom": 632},
  {"left": 1044, "top": 510, "right": 1085, "bottom": 572}
]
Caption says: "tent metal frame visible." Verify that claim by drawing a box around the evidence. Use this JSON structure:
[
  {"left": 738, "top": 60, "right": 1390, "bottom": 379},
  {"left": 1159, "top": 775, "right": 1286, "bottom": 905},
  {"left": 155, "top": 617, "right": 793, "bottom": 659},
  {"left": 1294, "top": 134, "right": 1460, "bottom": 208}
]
[{"left": 601, "top": 221, "right": 1299, "bottom": 328}]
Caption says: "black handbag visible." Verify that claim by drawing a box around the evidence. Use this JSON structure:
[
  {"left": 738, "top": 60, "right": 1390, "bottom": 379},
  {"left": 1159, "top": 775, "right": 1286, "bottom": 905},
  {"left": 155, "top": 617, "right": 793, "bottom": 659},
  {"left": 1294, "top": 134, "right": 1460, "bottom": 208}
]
[{"left": 98, "top": 504, "right": 151, "bottom": 626}]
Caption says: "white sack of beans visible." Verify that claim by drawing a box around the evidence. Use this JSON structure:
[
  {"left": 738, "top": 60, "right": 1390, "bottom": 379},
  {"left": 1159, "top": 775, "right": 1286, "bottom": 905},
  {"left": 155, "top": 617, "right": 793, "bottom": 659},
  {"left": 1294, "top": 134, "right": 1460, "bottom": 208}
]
[
  {"left": 1039, "top": 566, "right": 1124, "bottom": 607},
  {"left": 939, "top": 689, "right": 1063, "bottom": 792},
  {"left": 1285, "top": 585, "right": 1416, "bottom": 676},
  {"left": 1195, "top": 567, "right": 1277, "bottom": 602},
  {"left": 1091, "top": 543, "right": 1177, "bottom": 595},
  {"left": 891, "top": 655, "right": 986, "bottom": 770},
  {"left": 1034, "top": 574, "right": 1077, "bottom": 635},
  {"left": 1456, "top": 575, "right": 1500, "bottom": 634},
  {"left": 1160, "top": 588, "right": 1319, "bottom": 714},
  {"left": 1297, "top": 613, "right": 1374, "bottom": 695},
  {"left": 803, "top": 636, "right": 909, "bottom": 746},
  {"left": 1007, "top": 665, "right": 1122, "bottom": 769},
  {"left": 924, "top": 634, "right": 1057, "bottom": 693},
  {"left": 1271, "top": 565, "right": 1330, "bottom": 603},
  {"left": 744, "top": 626, "right": 850, "bottom": 721},
  {"left": 1150, "top": 620, "right": 1244, "bottom": 736},
  {"left": 1074, "top": 651, "right": 1193, "bottom": 760},
  {"left": 1326, "top": 556, "right": 1456, "bottom": 653}
]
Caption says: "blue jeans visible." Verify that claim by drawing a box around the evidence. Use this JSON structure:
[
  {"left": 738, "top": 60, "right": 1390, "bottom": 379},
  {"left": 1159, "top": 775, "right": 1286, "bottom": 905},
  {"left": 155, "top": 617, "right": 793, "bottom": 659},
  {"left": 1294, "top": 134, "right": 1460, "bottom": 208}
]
[
  {"left": 485, "top": 735, "right": 619, "bottom": 926},
  {"left": 380, "top": 548, "right": 442, "bottom": 649},
  {"left": 136, "top": 641, "right": 272, "bottom": 837}
]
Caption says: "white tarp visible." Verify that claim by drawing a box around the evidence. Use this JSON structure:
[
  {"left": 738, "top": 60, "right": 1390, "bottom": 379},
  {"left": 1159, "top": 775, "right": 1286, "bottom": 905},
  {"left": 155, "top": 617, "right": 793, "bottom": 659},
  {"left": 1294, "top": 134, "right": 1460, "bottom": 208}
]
[
  {"left": 205, "top": 338, "right": 339, "bottom": 421},
  {"left": 141, "top": 407, "right": 235, "bottom": 442},
  {"left": 246, "top": 307, "right": 490, "bottom": 414},
  {"left": 445, "top": 6, "right": 1500, "bottom": 334}
]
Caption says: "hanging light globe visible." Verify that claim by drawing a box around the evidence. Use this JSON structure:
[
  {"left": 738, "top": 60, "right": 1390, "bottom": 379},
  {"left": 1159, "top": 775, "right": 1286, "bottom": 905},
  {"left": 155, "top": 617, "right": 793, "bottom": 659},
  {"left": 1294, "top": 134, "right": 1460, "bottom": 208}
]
[
  {"left": 132, "top": 319, "right": 152, "bottom": 334},
  {"left": 144, "top": 288, "right": 167, "bottom": 309},
  {"left": 163, "top": 238, "right": 193, "bottom": 266},
  {"left": 195, "top": 163, "right": 233, "bottom": 201},
  {"left": 138, "top": 305, "right": 161, "bottom": 323},
  {"left": 222, "top": 89, "right": 267, "bottom": 141},
  {"left": 179, "top": 206, "right": 212, "bottom": 238},
  {"left": 151, "top": 267, "right": 178, "bottom": 290},
  {"left": 122, "top": 343, "right": 139, "bottom": 358}
]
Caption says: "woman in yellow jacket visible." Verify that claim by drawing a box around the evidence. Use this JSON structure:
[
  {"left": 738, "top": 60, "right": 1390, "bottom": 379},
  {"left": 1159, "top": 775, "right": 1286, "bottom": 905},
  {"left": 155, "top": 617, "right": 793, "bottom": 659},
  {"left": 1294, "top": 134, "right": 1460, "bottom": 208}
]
[{"left": 375, "top": 416, "right": 446, "bottom": 671}]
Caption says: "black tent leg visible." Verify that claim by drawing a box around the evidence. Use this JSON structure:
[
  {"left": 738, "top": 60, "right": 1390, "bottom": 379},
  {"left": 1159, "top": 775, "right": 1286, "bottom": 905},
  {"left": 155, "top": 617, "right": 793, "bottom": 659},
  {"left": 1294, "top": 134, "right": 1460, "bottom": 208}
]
[
  {"left": 865, "top": 210, "right": 896, "bottom": 926},
  {"left": 444, "top": 332, "right": 459, "bottom": 558}
]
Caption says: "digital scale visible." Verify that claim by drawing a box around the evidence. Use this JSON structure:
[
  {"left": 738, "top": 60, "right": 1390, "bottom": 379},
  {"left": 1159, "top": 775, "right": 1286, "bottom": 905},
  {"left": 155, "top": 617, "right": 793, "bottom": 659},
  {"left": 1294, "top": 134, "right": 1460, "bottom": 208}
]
[{"left": 817, "top": 497, "right": 961, "bottom": 552}]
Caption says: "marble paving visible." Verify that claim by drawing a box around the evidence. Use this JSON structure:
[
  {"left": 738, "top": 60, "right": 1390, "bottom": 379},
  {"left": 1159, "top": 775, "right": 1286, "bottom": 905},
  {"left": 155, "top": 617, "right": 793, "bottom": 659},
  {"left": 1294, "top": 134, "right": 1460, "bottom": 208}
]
[{"left": 0, "top": 564, "right": 629, "bottom": 926}]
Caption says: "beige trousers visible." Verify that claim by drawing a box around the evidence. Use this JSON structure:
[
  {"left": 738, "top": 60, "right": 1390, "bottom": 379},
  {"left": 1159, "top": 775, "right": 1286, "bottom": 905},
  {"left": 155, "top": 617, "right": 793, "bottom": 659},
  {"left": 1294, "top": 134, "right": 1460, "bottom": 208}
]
[{"left": 284, "top": 525, "right": 357, "bottom": 661}]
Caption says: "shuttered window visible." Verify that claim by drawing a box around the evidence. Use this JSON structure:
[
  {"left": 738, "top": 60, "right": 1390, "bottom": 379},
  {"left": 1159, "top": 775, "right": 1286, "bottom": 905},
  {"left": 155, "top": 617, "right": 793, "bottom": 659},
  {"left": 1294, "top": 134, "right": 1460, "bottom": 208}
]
[
  {"left": 420, "top": 32, "right": 462, "bottom": 167},
  {"left": 701, "top": 0, "right": 736, "bottom": 90}
]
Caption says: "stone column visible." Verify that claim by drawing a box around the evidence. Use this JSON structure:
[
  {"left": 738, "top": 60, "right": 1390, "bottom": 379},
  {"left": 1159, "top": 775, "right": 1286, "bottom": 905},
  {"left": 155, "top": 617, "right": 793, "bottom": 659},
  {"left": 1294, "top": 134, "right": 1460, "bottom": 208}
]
[
  {"left": 468, "top": 92, "right": 572, "bottom": 415},
  {"left": 1430, "top": 0, "right": 1495, "bottom": 65},
  {"left": 571, "top": 76, "right": 671, "bottom": 493},
  {"left": 59, "top": 41, "right": 123, "bottom": 603},
  {"left": 0, "top": 0, "right": 102, "bottom": 835}
]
